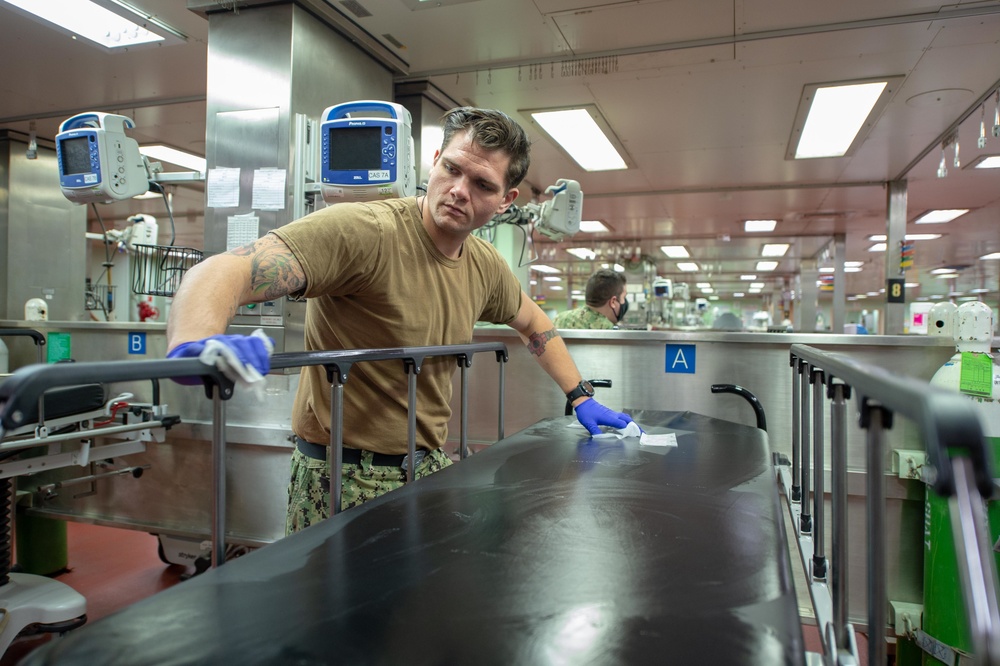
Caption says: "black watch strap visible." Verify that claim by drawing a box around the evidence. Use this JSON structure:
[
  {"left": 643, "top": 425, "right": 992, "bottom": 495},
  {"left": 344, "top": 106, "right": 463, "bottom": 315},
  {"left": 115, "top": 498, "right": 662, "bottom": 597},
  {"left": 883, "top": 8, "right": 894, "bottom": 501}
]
[{"left": 566, "top": 380, "right": 595, "bottom": 402}]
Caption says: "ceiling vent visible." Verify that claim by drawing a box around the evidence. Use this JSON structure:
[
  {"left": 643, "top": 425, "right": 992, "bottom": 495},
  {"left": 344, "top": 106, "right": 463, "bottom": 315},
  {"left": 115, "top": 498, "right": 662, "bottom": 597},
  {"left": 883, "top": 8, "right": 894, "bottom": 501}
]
[{"left": 340, "top": 0, "right": 372, "bottom": 18}]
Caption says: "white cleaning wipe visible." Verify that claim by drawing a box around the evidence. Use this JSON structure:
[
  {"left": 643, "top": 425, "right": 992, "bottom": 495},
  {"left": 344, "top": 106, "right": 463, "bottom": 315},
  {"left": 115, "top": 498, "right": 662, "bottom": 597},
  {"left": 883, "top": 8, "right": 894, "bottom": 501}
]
[
  {"left": 199, "top": 328, "right": 274, "bottom": 401},
  {"left": 639, "top": 432, "right": 678, "bottom": 447}
]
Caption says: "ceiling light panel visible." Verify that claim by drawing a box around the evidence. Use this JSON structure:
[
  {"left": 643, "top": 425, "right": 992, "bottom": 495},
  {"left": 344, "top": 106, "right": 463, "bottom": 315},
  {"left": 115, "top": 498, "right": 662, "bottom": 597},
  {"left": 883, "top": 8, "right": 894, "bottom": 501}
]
[
  {"left": 661, "top": 245, "right": 690, "bottom": 258},
  {"left": 523, "top": 105, "right": 630, "bottom": 172},
  {"left": 744, "top": 220, "right": 777, "bottom": 232},
  {"left": 787, "top": 76, "right": 903, "bottom": 160},
  {"left": 913, "top": 209, "right": 969, "bottom": 224}
]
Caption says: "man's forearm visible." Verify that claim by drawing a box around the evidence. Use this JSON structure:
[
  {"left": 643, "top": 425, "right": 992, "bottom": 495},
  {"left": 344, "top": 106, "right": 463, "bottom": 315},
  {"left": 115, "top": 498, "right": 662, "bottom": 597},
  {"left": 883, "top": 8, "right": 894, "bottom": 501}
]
[{"left": 166, "top": 254, "right": 248, "bottom": 351}]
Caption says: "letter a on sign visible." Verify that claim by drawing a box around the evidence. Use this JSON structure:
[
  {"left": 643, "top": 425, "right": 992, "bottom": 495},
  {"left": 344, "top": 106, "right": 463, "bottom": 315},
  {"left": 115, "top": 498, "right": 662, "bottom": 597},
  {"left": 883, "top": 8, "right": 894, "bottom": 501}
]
[{"left": 664, "top": 344, "right": 696, "bottom": 374}]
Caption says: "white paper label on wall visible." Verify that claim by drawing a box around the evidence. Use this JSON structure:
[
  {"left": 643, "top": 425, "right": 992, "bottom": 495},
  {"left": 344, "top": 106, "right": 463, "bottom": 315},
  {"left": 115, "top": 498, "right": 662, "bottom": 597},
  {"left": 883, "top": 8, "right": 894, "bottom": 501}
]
[
  {"left": 260, "top": 316, "right": 282, "bottom": 326},
  {"left": 227, "top": 213, "right": 260, "bottom": 251},
  {"left": 252, "top": 168, "right": 286, "bottom": 210},
  {"left": 207, "top": 167, "right": 241, "bottom": 208}
]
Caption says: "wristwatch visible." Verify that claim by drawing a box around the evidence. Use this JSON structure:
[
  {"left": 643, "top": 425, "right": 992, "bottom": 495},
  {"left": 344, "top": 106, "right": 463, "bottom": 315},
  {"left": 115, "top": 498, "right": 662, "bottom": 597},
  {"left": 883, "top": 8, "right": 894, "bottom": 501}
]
[{"left": 566, "top": 380, "right": 595, "bottom": 402}]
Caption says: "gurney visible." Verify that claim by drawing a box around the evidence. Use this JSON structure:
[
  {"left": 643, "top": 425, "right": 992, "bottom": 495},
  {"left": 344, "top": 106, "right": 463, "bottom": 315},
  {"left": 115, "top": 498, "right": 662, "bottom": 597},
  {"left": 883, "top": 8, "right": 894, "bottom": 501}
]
[
  {"left": 0, "top": 329, "right": 178, "bottom": 654},
  {"left": 1, "top": 342, "right": 997, "bottom": 664}
]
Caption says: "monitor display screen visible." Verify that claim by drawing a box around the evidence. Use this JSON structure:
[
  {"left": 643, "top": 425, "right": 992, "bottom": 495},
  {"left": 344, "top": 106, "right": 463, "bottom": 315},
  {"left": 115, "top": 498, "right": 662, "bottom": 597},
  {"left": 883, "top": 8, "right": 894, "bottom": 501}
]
[
  {"left": 60, "top": 136, "right": 92, "bottom": 176},
  {"left": 328, "top": 126, "right": 382, "bottom": 170}
]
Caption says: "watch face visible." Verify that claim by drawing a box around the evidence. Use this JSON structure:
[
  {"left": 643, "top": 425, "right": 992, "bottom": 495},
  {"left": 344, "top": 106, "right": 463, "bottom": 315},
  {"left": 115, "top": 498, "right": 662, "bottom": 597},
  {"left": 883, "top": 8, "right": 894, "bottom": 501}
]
[{"left": 581, "top": 380, "right": 594, "bottom": 395}]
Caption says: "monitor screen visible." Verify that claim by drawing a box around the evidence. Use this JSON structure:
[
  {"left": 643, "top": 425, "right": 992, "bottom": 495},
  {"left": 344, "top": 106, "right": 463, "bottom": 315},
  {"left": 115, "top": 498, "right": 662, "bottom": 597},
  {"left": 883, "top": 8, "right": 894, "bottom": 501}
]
[
  {"left": 60, "top": 136, "right": 92, "bottom": 176},
  {"left": 328, "top": 126, "right": 382, "bottom": 170}
]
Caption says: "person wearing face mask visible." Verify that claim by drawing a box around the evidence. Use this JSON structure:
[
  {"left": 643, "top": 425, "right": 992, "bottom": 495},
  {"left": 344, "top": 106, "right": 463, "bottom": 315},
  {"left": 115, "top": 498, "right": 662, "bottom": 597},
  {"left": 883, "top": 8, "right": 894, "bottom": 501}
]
[{"left": 553, "top": 269, "right": 629, "bottom": 329}]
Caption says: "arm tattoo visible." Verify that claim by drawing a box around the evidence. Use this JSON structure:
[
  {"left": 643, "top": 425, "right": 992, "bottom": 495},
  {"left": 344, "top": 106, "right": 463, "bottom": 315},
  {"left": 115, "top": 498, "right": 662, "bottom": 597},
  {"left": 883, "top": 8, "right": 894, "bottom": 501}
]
[
  {"left": 526, "top": 328, "right": 558, "bottom": 358},
  {"left": 228, "top": 236, "right": 306, "bottom": 300}
]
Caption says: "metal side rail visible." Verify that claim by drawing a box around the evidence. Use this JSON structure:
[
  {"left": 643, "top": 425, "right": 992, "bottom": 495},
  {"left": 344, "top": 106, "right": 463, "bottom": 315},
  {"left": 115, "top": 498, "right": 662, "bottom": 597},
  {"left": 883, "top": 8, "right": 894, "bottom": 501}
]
[
  {"left": 0, "top": 342, "right": 509, "bottom": 569},
  {"left": 781, "top": 344, "right": 1000, "bottom": 666},
  {"left": 271, "top": 342, "right": 509, "bottom": 518}
]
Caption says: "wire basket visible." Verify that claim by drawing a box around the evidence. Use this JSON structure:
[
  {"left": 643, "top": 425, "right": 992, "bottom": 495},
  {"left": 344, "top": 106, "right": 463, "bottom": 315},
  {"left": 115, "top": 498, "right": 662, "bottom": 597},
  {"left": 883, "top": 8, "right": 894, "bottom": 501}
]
[{"left": 131, "top": 244, "right": 204, "bottom": 297}]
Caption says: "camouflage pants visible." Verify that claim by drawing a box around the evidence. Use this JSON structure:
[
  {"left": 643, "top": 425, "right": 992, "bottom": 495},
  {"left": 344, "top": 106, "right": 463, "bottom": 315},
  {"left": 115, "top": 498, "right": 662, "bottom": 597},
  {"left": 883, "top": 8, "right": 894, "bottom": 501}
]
[{"left": 285, "top": 446, "right": 452, "bottom": 535}]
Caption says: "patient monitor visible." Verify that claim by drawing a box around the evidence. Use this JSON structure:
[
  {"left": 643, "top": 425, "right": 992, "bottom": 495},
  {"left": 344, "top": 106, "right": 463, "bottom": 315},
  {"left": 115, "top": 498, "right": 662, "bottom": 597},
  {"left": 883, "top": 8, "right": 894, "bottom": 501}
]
[
  {"left": 56, "top": 112, "right": 148, "bottom": 204},
  {"left": 320, "top": 101, "right": 415, "bottom": 203}
]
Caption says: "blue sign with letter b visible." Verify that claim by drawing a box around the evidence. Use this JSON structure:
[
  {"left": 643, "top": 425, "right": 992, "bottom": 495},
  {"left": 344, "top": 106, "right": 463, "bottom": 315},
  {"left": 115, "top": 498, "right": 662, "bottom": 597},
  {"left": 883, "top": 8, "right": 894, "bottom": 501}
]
[{"left": 128, "top": 332, "right": 146, "bottom": 355}]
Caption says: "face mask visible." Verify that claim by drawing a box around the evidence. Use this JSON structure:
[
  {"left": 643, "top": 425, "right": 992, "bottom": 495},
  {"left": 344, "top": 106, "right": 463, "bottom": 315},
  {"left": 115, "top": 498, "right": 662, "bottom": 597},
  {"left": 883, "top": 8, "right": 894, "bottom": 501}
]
[{"left": 615, "top": 296, "right": 629, "bottom": 322}]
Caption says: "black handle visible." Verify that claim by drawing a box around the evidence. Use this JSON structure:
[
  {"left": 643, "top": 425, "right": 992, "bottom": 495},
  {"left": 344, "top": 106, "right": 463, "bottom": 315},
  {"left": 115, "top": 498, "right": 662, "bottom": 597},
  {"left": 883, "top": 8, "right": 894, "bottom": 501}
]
[{"left": 711, "top": 384, "right": 767, "bottom": 431}]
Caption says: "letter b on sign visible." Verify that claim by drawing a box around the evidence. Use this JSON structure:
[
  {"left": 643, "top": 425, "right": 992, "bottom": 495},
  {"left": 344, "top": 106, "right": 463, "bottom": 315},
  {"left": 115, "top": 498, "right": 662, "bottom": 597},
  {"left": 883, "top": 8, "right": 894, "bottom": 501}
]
[
  {"left": 664, "top": 344, "right": 695, "bottom": 374},
  {"left": 128, "top": 332, "right": 146, "bottom": 355}
]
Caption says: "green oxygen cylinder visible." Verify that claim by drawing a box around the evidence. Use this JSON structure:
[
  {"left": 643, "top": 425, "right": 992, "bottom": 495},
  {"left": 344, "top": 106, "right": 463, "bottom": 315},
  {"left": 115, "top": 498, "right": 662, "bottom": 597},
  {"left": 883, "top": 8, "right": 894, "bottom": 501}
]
[{"left": 923, "top": 301, "right": 1000, "bottom": 665}]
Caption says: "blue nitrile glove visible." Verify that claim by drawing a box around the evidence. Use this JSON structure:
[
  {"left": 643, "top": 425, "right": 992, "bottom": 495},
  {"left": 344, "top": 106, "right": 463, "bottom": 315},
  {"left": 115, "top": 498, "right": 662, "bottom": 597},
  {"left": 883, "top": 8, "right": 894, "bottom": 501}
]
[
  {"left": 167, "top": 333, "right": 273, "bottom": 386},
  {"left": 574, "top": 398, "right": 634, "bottom": 436}
]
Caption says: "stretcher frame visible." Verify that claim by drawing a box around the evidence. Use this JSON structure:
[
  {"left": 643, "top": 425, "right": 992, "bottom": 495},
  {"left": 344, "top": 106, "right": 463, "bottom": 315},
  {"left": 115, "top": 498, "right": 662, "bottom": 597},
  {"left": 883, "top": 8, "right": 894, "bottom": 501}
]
[
  {"left": 781, "top": 344, "right": 1000, "bottom": 666},
  {"left": 0, "top": 342, "right": 509, "bottom": 570}
]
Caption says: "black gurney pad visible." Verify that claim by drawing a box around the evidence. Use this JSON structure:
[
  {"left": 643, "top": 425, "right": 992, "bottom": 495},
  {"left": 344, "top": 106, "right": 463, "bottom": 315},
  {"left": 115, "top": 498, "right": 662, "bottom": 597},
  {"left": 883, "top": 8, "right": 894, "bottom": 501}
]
[{"left": 22, "top": 410, "right": 804, "bottom": 665}]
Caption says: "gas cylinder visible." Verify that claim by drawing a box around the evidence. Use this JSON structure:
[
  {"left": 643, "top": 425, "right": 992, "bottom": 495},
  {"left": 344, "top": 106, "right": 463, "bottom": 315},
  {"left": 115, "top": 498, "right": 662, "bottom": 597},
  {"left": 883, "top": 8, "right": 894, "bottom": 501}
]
[
  {"left": 927, "top": 301, "right": 957, "bottom": 339},
  {"left": 24, "top": 298, "right": 48, "bottom": 321},
  {"left": 923, "top": 301, "right": 1000, "bottom": 664}
]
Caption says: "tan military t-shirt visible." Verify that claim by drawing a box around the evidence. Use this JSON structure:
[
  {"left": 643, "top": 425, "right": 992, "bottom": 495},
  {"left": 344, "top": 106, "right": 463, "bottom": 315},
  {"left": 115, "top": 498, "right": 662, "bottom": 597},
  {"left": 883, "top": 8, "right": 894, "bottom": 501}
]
[{"left": 272, "top": 197, "right": 522, "bottom": 455}]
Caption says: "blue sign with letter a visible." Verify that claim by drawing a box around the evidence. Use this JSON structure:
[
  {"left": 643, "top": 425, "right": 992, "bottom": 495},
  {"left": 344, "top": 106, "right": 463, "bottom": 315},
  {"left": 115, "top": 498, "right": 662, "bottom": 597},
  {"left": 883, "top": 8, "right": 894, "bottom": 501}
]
[
  {"left": 664, "top": 344, "right": 695, "bottom": 374},
  {"left": 128, "top": 332, "right": 147, "bottom": 355}
]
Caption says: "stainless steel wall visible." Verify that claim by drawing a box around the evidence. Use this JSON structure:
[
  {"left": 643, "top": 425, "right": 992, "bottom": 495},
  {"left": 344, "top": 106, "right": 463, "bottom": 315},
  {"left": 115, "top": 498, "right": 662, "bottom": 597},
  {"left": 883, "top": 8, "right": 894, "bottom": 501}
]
[
  {"left": 204, "top": 4, "right": 394, "bottom": 349},
  {"left": 0, "top": 132, "right": 87, "bottom": 321},
  {"left": 1, "top": 321, "right": 955, "bottom": 626}
]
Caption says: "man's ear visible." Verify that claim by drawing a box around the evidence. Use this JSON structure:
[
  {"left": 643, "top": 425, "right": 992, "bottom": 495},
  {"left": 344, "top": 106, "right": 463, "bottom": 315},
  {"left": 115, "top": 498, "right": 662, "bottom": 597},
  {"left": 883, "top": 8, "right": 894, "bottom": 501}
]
[{"left": 496, "top": 187, "right": 519, "bottom": 214}]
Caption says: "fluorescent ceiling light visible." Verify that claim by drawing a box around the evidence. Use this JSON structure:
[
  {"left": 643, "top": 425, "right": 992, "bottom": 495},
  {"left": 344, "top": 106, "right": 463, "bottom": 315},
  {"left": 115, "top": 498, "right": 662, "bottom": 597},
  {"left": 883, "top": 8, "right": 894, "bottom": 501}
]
[
  {"left": 931, "top": 268, "right": 958, "bottom": 274},
  {"left": 869, "top": 243, "right": 887, "bottom": 252},
  {"left": 819, "top": 267, "right": 835, "bottom": 273},
  {"left": 613, "top": 264, "right": 625, "bottom": 272},
  {"left": 549, "top": 285, "right": 564, "bottom": 291},
  {"left": 140, "top": 145, "right": 206, "bottom": 172},
  {"left": 702, "top": 287, "right": 714, "bottom": 294},
  {"left": 845, "top": 261, "right": 863, "bottom": 267},
  {"left": 761, "top": 243, "right": 789, "bottom": 257},
  {"left": 740, "top": 274, "right": 756, "bottom": 280},
  {"left": 566, "top": 247, "right": 597, "bottom": 260},
  {"left": 676, "top": 262, "right": 699, "bottom": 272},
  {"left": 695, "top": 283, "right": 712, "bottom": 289},
  {"left": 844, "top": 266, "right": 862, "bottom": 272},
  {"left": 734, "top": 292, "right": 745, "bottom": 298},
  {"left": 788, "top": 78, "right": 900, "bottom": 159},
  {"left": 749, "top": 282, "right": 765, "bottom": 290},
  {"left": 531, "top": 265, "right": 560, "bottom": 273},
  {"left": 913, "top": 209, "right": 968, "bottom": 224},
  {"left": 744, "top": 219, "right": 777, "bottom": 232},
  {"left": 905, "top": 283, "right": 920, "bottom": 288},
  {"left": 867, "top": 234, "right": 942, "bottom": 241},
  {"left": 529, "top": 279, "right": 537, "bottom": 285},
  {"left": 980, "top": 252, "right": 1000, "bottom": 260},
  {"left": 935, "top": 273, "right": 959, "bottom": 279},
  {"left": 756, "top": 261, "right": 778, "bottom": 271},
  {"left": 579, "top": 220, "right": 611, "bottom": 233},
  {"left": 708, "top": 296, "right": 719, "bottom": 301},
  {"left": 543, "top": 276, "right": 562, "bottom": 282},
  {"left": 2, "top": 0, "right": 172, "bottom": 49},
  {"left": 966, "top": 155, "right": 1000, "bottom": 169},
  {"left": 660, "top": 245, "right": 690, "bottom": 258},
  {"left": 525, "top": 106, "right": 628, "bottom": 171},
  {"left": 748, "top": 288, "right": 762, "bottom": 293},
  {"left": 971, "top": 288, "right": 990, "bottom": 294}
]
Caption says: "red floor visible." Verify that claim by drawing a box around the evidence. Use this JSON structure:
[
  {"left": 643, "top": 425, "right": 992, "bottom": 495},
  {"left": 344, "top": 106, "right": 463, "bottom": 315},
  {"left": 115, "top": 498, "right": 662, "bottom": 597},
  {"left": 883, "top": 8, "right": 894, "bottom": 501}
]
[{"left": 2, "top": 522, "right": 187, "bottom": 665}]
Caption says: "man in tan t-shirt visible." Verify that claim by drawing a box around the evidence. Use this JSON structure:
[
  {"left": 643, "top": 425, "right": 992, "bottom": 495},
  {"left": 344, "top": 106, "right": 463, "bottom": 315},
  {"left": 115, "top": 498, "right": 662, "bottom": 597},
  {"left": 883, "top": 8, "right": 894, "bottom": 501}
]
[{"left": 166, "top": 107, "right": 634, "bottom": 533}]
